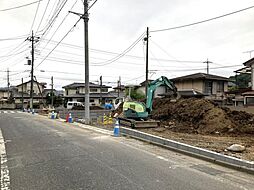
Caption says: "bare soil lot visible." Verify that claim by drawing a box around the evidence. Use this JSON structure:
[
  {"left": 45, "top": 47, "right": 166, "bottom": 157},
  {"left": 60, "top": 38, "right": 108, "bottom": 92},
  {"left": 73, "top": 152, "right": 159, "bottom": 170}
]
[{"left": 140, "top": 98, "right": 254, "bottom": 161}]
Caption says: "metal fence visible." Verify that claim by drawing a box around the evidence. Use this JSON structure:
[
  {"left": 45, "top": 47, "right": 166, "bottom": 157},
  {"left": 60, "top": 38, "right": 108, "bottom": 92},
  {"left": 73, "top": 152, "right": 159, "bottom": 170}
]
[{"left": 58, "top": 109, "right": 112, "bottom": 124}]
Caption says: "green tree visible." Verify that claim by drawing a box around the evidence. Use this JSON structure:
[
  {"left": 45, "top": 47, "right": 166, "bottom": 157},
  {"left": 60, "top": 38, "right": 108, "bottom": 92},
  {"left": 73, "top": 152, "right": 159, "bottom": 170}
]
[
  {"left": 46, "top": 93, "right": 63, "bottom": 107},
  {"left": 229, "top": 73, "right": 251, "bottom": 89}
]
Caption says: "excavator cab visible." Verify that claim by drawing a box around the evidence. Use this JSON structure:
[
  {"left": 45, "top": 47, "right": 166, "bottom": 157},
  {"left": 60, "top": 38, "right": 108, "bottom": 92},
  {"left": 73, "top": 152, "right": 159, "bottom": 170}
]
[{"left": 123, "top": 102, "right": 148, "bottom": 120}]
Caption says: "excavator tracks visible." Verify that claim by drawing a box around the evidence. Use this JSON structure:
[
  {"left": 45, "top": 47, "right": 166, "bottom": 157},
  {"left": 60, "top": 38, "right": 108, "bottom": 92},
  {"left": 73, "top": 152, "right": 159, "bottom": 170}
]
[{"left": 118, "top": 117, "right": 159, "bottom": 128}]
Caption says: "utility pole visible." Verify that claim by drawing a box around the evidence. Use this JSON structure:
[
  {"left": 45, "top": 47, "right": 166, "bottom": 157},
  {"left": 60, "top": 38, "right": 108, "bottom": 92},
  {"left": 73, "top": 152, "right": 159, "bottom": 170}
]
[
  {"left": 243, "top": 50, "right": 254, "bottom": 59},
  {"left": 7, "top": 68, "right": 10, "bottom": 101},
  {"left": 26, "top": 31, "right": 39, "bottom": 109},
  {"left": 203, "top": 58, "right": 212, "bottom": 74},
  {"left": 144, "top": 27, "right": 149, "bottom": 100},
  {"left": 69, "top": 0, "right": 90, "bottom": 123},
  {"left": 34, "top": 76, "right": 46, "bottom": 108},
  {"left": 51, "top": 76, "right": 54, "bottom": 108},
  {"left": 117, "top": 76, "right": 121, "bottom": 98},
  {"left": 84, "top": 0, "right": 90, "bottom": 124},
  {"left": 21, "top": 78, "right": 24, "bottom": 110},
  {"left": 100, "top": 76, "right": 102, "bottom": 105}
]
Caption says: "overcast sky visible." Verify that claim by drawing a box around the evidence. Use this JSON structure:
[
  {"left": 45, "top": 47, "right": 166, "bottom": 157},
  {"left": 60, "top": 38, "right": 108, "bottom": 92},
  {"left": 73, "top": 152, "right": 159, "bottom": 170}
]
[{"left": 1, "top": 0, "right": 254, "bottom": 89}]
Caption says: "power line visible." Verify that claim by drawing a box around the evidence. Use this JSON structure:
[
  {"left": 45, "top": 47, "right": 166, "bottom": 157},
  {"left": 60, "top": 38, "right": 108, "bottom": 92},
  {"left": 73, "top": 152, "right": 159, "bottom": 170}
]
[
  {"left": 88, "top": 0, "right": 98, "bottom": 12},
  {"left": 38, "top": 0, "right": 59, "bottom": 33},
  {"left": 90, "top": 32, "right": 146, "bottom": 66},
  {"left": 35, "top": 0, "right": 51, "bottom": 33},
  {"left": 40, "top": 38, "right": 206, "bottom": 64},
  {"left": 0, "top": 34, "right": 30, "bottom": 41},
  {"left": 151, "top": 4, "right": 254, "bottom": 33},
  {"left": 153, "top": 64, "right": 242, "bottom": 72},
  {"left": 29, "top": 0, "right": 41, "bottom": 33},
  {"left": 0, "top": 48, "right": 29, "bottom": 58},
  {"left": 0, "top": 0, "right": 42, "bottom": 12},
  {"left": 39, "top": 0, "right": 68, "bottom": 39},
  {"left": 0, "top": 41, "right": 29, "bottom": 63},
  {"left": 35, "top": 18, "right": 82, "bottom": 69},
  {"left": 39, "top": 0, "right": 78, "bottom": 53}
]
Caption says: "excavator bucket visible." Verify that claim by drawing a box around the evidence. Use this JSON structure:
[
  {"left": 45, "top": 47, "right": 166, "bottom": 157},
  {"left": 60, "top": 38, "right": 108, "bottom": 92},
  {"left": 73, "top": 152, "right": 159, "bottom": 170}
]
[{"left": 171, "top": 92, "right": 181, "bottom": 102}]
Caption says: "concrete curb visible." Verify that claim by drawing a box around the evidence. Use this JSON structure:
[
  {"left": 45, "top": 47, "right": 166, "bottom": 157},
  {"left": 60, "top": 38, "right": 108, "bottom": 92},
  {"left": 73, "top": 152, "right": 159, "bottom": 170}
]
[
  {"left": 120, "top": 127, "right": 254, "bottom": 174},
  {"left": 46, "top": 115, "right": 254, "bottom": 174}
]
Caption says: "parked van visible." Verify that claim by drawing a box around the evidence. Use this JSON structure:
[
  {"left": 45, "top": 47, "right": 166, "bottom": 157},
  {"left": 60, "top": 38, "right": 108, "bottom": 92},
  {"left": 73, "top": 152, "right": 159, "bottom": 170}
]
[{"left": 67, "top": 101, "right": 84, "bottom": 109}]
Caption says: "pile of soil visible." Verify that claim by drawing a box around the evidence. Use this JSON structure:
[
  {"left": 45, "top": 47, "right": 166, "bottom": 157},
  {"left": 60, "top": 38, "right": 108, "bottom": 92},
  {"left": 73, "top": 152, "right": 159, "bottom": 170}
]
[{"left": 151, "top": 98, "right": 254, "bottom": 135}]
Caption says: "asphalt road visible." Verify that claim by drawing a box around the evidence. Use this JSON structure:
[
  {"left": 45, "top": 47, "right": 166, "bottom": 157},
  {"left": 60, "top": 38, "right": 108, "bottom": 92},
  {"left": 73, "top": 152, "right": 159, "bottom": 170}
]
[{"left": 0, "top": 110, "right": 253, "bottom": 190}]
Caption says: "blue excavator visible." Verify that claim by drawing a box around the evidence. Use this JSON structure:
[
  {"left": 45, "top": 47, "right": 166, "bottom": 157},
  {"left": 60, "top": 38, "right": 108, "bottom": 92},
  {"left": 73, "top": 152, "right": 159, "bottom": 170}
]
[{"left": 117, "top": 76, "right": 179, "bottom": 128}]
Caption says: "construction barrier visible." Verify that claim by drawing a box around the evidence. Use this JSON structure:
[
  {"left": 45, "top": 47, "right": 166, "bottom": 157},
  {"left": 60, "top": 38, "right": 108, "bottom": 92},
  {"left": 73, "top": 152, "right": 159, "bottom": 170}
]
[
  {"left": 103, "top": 114, "right": 113, "bottom": 125},
  {"left": 97, "top": 116, "right": 103, "bottom": 125},
  {"left": 103, "top": 114, "right": 108, "bottom": 125}
]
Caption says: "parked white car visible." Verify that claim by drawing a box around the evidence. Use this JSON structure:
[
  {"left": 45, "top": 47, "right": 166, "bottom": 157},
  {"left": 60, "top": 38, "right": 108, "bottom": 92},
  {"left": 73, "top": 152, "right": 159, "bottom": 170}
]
[{"left": 67, "top": 101, "right": 84, "bottom": 109}]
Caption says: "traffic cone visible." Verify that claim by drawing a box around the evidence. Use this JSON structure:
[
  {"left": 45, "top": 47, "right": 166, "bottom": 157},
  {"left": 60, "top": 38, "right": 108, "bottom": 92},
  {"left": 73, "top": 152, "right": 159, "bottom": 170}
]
[
  {"left": 113, "top": 118, "right": 120, "bottom": 137},
  {"left": 68, "top": 113, "right": 73, "bottom": 123},
  {"left": 66, "top": 113, "right": 69, "bottom": 122},
  {"left": 51, "top": 111, "right": 54, "bottom": 119}
]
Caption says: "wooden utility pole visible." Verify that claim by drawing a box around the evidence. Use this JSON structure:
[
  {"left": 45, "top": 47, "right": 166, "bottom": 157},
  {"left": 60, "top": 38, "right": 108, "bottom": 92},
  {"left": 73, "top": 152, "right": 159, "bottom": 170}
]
[
  {"left": 145, "top": 27, "right": 149, "bottom": 99},
  {"left": 51, "top": 76, "right": 54, "bottom": 107}
]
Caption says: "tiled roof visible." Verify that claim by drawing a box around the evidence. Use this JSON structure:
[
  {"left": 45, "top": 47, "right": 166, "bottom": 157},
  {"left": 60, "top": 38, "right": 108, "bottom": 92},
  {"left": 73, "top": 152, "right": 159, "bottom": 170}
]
[
  {"left": 171, "top": 73, "right": 229, "bottom": 82},
  {"left": 0, "top": 87, "right": 8, "bottom": 92},
  {"left": 62, "top": 82, "right": 111, "bottom": 89},
  {"left": 16, "top": 80, "right": 46, "bottom": 87},
  {"left": 243, "top": 57, "right": 254, "bottom": 67},
  {"left": 64, "top": 93, "right": 116, "bottom": 98}
]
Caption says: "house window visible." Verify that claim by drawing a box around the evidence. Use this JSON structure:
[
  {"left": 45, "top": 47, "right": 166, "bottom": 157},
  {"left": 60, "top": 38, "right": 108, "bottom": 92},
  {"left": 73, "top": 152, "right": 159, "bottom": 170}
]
[
  {"left": 90, "top": 88, "right": 97, "bottom": 92},
  {"left": 101, "top": 89, "right": 108, "bottom": 92},
  {"left": 76, "top": 90, "right": 79, "bottom": 94},
  {"left": 204, "top": 81, "right": 213, "bottom": 95},
  {"left": 217, "top": 81, "right": 224, "bottom": 92},
  {"left": 90, "top": 99, "right": 95, "bottom": 103},
  {"left": 246, "top": 97, "right": 254, "bottom": 105}
]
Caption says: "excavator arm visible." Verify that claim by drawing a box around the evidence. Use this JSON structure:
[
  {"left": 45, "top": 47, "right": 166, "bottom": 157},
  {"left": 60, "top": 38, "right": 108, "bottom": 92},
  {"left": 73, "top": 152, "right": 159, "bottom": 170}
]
[{"left": 146, "top": 76, "right": 178, "bottom": 114}]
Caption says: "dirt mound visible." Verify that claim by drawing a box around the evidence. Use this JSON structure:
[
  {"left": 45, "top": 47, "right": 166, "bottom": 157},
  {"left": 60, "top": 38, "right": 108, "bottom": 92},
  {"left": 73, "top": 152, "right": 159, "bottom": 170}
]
[{"left": 152, "top": 98, "right": 254, "bottom": 135}]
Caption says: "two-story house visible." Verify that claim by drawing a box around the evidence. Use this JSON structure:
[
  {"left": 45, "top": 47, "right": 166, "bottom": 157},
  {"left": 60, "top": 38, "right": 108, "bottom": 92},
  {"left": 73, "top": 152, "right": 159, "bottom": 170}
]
[
  {"left": 171, "top": 73, "right": 229, "bottom": 102},
  {"left": 0, "top": 87, "right": 10, "bottom": 102},
  {"left": 62, "top": 82, "right": 116, "bottom": 106},
  {"left": 14, "top": 80, "right": 47, "bottom": 108}
]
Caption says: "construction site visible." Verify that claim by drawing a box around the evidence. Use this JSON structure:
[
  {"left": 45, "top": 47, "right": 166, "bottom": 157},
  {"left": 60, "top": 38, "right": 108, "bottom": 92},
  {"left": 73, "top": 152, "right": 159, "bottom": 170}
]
[{"left": 130, "top": 97, "right": 254, "bottom": 161}]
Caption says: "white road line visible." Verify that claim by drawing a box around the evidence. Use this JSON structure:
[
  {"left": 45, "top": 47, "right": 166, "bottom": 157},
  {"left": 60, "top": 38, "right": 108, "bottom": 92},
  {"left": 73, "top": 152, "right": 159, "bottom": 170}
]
[
  {"left": 3, "top": 111, "right": 8, "bottom": 114},
  {"left": 156, "top": 155, "right": 169, "bottom": 162},
  {"left": 9, "top": 111, "right": 14, "bottom": 114},
  {"left": 0, "top": 129, "right": 10, "bottom": 190}
]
